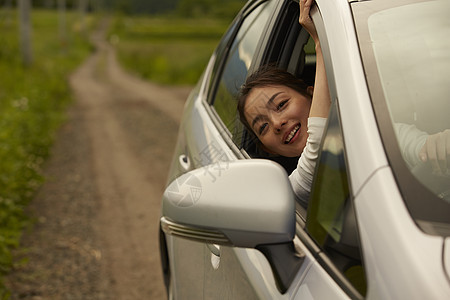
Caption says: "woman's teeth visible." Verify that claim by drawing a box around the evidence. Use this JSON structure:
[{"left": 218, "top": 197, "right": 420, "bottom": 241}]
[{"left": 285, "top": 125, "right": 300, "bottom": 144}]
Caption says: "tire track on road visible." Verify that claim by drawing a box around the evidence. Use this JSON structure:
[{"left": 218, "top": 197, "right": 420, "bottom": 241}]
[
  {"left": 69, "top": 22, "right": 189, "bottom": 300},
  {"left": 6, "top": 20, "right": 190, "bottom": 300}
]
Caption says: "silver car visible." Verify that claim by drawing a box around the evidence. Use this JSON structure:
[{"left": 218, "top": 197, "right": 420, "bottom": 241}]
[{"left": 159, "top": 0, "right": 450, "bottom": 299}]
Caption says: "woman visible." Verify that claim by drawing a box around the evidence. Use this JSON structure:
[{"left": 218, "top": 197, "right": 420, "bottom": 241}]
[
  {"left": 238, "top": 0, "right": 450, "bottom": 207},
  {"left": 238, "top": 0, "right": 329, "bottom": 206}
]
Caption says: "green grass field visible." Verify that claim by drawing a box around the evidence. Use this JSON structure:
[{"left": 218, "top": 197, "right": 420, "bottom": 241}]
[
  {"left": 0, "top": 9, "right": 94, "bottom": 297},
  {"left": 109, "top": 15, "right": 232, "bottom": 85},
  {"left": 0, "top": 7, "right": 238, "bottom": 297}
]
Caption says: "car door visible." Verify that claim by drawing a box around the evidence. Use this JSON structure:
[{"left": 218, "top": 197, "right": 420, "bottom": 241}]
[
  {"left": 197, "top": 0, "right": 345, "bottom": 298},
  {"left": 166, "top": 1, "right": 286, "bottom": 299},
  {"left": 166, "top": 0, "right": 365, "bottom": 298},
  {"left": 201, "top": 1, "right": 332, "bottom": 299},
  {"left": 202, "top": 1, "right": 294, "bottom": 298}
]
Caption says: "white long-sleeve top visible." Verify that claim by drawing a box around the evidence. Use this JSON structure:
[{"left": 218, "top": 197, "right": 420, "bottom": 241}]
[
  {"left": 393, "top": 123, "right": 428, "bottom": 169},
  {"left": 289, "top": 117, "right": 327, "bottom": 208},
  {"left": 288, "top": 118, "right": 428, "bottom": 208}
]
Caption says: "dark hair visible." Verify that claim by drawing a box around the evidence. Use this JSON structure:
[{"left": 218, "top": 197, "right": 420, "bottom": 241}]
[{"left": 237, "top": 65, "right": 310, "bottom": 140}]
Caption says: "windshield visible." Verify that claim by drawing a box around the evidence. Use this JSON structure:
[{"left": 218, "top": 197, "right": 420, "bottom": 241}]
[{"left": 352, "top": 0, "right": 450, "bottom": 234}]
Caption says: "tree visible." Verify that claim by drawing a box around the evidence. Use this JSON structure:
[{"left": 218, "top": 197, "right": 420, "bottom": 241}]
[
  {"left": 58, "top": 0, "right": 66, "bottom": 43},
  {"left": 18, "top": 0, "right": 33, "bottom": 66},
  {"left": 78, "top": 0, "right": 88, "bottom": 34},
  {"left": 176, "top": 0, "right": 246, "bottom": 18}
]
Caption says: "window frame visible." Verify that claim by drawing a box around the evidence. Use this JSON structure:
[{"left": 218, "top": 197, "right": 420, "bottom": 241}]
[
  {"left": 203, "top": 0, "right": 314, "bottom": 157},
  {"left": 200, "top": 0, "right": 278, "bottom": 158},
  {"left": 294, "top": 4, "right": 367, "bottom": 299},
  {"left": 308, "top": 100, "right": 366, "bottom": 298}
]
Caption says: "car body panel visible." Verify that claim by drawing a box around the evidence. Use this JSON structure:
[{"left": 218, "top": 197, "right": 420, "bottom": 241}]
[
  {"left": 205, "top": 247, "right": 280, "bottom": 300},
  {"left": 355, "top": 167, "right": 450, "bottom": 299},
  {"left": 445, "top": 237, "right": 450, "bottom": 282},
  {"left": 293, "top": 260, "right": 349, "bottom": 300},
  {"left": 233, "top": 246, "right": 301, "bottom": 299},
  {"left": 167, "top": 237, "right": 205, "bottom": 299},
  {"left": 203, "top": 246, "right": 261, "bottom": 299}
]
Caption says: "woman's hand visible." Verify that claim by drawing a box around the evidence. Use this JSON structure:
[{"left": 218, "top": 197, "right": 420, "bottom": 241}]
[
  {"left": 299, "top": 0, "right": 330, "bottom": 119},
  {"left": 299, "top": 0, "right": 318, "bottom": 43},
  {"left": 419, "top": 129, "right": 450, "bottom": 175}
]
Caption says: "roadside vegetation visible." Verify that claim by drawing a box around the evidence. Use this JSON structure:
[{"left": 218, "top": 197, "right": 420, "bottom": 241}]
[
  {"left": 1, "top": 0, "right": 246, "bottom": 297},
  {"left": 109, "top": 0, "right": 245, "bottom": 85},
  {"left": 109, "top": 16, "right": 229, "bottom": 85},
  {"left": 0, "top": 9, "right": 94, "bottom": 297}
]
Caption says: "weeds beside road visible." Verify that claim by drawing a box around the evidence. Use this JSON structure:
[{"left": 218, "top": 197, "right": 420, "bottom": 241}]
[
  {"left": 109, "top": 15, "right": 229, "bottom": 85},
  {"left": 0, "top": 11, "right": 227, "bottom": 299},
  {"left": 0, "top": 10, "right": 93, "bottom": 296}
]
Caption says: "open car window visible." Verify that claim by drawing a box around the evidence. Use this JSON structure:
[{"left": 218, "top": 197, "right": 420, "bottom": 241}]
[
  {"left": 240, "top": 0, "right": 317, "bottom": 173},
  {"left": 207, "top": 0, "right": 318, "bottom": 168}
]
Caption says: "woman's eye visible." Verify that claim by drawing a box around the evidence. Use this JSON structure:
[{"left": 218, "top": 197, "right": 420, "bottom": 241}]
[
  {"left": 259, "top": 123, "right": 268, "bottom": 135},
  {"left": 277, "top": 100, "right": 288, "bottom": 111}
]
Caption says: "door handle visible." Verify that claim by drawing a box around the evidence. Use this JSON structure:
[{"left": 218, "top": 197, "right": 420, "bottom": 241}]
[
  {"left": 207, "top": 244, "right": 220, "bottom": 257},
  {"left": 207, "top": 244, "right": 221, "bottom": 270},
  {"left": 178, "top": 154, "right": 191, "bottom": 171}
]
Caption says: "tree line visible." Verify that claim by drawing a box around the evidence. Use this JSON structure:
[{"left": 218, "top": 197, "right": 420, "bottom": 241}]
[
  {"left": 2, "top": 0, "right": 247, "bottom": 16},
  {"left": 2, "top": 0, "right": 246, "bottom": 66}
]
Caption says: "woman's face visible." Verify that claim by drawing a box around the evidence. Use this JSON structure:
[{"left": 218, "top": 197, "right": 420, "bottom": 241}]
[{"left": 244, "top": 85, "right": 312, "bottom": 157}]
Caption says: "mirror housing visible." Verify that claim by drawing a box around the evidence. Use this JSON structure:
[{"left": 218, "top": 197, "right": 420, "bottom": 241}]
[{"left": 161, "top": 159, "right": 295, "bottom": 248}]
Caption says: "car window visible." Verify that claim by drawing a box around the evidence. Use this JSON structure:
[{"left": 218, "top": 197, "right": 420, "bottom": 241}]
[
  {"left": 211, "top": 0, "right": 277, "bottom": 146},
  {"left": 352, "top": 0, "right": 450, "bottom": 235},
  {"left": 306, "top": 101, "right": 367, "bottom": 297}
]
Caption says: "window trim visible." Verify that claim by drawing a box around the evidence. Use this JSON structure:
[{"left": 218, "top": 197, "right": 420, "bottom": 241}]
[
  {"left": 296, "top": 100, "right": 365, "bottom": 300},
  {"left": 258, "top": 0, "right": 301, "bottom": 66},
  {"left": 202, "top": 0, "right": 287, "bottom": 156},
  {"left": 206, "top": 0, "right": 272, "bottom": 107},
  {"left": 296, "top": 4, "right": 366, "bottom": 299}
]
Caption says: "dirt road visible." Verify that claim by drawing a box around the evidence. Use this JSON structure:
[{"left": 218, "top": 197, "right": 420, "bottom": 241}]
[{"left": 5, "top": 22, "right": 190, "bottom": 299}]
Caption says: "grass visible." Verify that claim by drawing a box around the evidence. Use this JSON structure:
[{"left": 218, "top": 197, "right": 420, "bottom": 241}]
[
  {"left": 0, "top": 9, "right": 94, "bottom": 297},
  {"left": 109, "top": 15, "right": 233, "bottom": 85},
  {"left": 0, "top": 7, "right": 238, "bottom": 298}
]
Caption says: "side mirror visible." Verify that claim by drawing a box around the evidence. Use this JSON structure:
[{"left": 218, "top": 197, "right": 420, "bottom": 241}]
[
  {"left": 161, "top": 159, "right": 304, "bottom": 293},
  {"left": 161, "top": 159, "right": 295, "bottom": 248}
]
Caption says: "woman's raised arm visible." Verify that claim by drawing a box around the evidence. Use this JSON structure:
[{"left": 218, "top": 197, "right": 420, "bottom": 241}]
[{"left": 299, "top": 0, "right": 331, "bottom": 119}]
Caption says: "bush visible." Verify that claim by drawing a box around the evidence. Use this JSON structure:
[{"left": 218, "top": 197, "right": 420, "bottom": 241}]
[
  {"left": 0, "top": 9, "right": 94, "bottom": 296},
  {"left": 109, "top": 14, "right": 238, "bottom": 85},
  {"left": 176, "top": 0, "right": 246, "bottom": 20}
]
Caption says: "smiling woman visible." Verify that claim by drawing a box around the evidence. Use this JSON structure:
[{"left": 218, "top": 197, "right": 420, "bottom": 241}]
[
  {"left": 238, "top": 68, "right": 313, "bottom": 157},
  {"left": 236, "top": 0, "right": 331, "bottom": 207}
]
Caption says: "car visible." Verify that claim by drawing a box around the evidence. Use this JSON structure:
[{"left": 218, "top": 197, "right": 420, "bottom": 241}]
[{"left": 158, "top": 0, "right": 450, "bottom": 299}]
